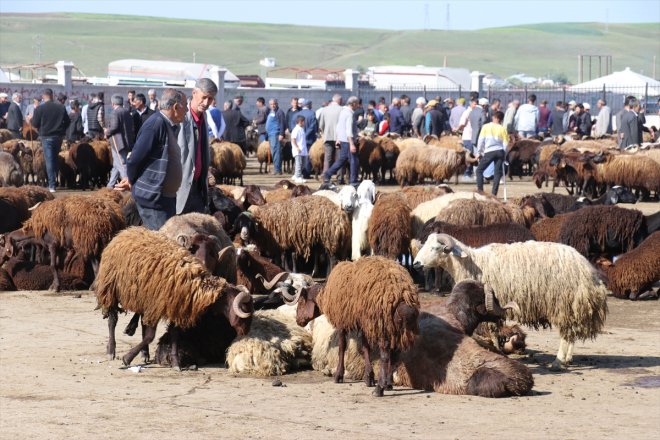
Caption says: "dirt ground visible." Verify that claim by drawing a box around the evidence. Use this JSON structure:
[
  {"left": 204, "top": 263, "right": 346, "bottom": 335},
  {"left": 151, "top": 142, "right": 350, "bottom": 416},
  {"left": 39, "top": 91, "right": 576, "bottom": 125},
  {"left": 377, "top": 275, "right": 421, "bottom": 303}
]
[{"left": 1, "top": 155, "right": 659, "bottom": 439}]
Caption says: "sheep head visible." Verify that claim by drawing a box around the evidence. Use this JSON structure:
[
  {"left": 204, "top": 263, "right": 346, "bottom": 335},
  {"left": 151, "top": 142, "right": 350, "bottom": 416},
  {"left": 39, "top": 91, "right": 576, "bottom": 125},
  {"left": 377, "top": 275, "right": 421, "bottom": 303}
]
[
  {"left": 338, "top": 185, "right": 358, "bottom": 214},
  {"left": 295, "top": 283, "right": 323, "bottom": 328},
  {"left": 413, "top": 233, "right": 467, "bottom": 270},
  {"left": 356, "top": 180, "right": 376, "bottom": 204},
  {"left": 213, "top": 284, "right": 254, "bottom": 336}
]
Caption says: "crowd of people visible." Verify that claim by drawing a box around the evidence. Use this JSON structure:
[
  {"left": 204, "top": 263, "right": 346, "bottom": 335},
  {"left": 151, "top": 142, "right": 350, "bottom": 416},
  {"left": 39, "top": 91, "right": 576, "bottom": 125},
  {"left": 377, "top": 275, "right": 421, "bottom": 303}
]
[{"left": 2, "top": 83, "right": 657, "bottom": 199}]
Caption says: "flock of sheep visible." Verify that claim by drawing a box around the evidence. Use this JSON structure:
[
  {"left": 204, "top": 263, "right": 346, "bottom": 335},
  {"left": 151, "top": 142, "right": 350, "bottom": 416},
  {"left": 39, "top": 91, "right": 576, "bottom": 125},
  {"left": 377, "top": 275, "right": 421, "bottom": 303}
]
[{"left": 1, "top": 125, "right": 659, "bottom": 398}]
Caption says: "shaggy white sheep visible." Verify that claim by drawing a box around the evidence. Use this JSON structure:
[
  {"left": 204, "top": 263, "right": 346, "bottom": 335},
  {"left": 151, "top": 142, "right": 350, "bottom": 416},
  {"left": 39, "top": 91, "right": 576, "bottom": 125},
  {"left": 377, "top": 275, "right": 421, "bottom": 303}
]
[{"left": 339, "top": 180, "right": 376, "bottom": 260}]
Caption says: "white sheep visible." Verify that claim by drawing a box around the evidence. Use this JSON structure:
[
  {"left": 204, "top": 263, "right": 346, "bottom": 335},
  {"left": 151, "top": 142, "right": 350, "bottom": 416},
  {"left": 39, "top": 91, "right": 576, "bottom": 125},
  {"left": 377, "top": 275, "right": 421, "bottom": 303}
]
[
  {"left": 413, "top": 233, "right": 609, "bottom": 370},
  {"left": 338, "top": 180, "right": 376, "bottom": 260}
]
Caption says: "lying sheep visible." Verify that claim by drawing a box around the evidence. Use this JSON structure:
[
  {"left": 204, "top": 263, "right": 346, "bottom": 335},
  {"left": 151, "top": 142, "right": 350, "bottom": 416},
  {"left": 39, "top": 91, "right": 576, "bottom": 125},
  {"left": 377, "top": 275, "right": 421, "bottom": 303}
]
[
  {"left": 0, "top": 254, "right": 88, "bottom": 291},
  {"left": 473, "top": 322, "right": 528, "bottom": 355},
  {"left": 310, "top": 280, "right": 532, "bottom": 397},
  {"left": 0, "top": 151, "right": 23, "bottom": 187},
  {"left": 226, "top": 308, "right": 312, "bottom": 376},
  {"left": 414, "top": 233, "right": 609, "bottom": 370},
  {"left": 410, "top": 192, "right": 493, "bottom": 237},
  {"left": 296, "top": 256, "right": 420, "bottom": 396},
  {"left": 368, "top": 193, "right": 412, "bottom": 261},
  {"left": 596, "top": 231, "right": 660, "bottom": 300},
  {"left": 435, "top": 198, "right": 527, "bottom": 227},
  {"left": 400, "top": 185, "right": 453, "bottom": 210},
  {"left": 95, "top": 227, "right": 254, "bottom": 370}
]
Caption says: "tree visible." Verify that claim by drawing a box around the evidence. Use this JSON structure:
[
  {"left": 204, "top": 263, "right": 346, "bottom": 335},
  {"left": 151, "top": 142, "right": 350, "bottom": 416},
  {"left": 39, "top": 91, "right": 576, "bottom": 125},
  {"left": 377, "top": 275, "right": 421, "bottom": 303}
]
[{"left": 550, "top": 72, "right": 569, "bottom": 85}]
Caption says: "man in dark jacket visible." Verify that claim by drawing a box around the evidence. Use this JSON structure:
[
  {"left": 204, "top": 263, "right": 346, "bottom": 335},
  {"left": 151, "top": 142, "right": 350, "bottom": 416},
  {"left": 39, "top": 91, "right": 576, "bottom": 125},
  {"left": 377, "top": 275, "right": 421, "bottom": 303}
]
[
  {"left": 105, "top": 94, "right": 136, "bottom": 188},
  {"left": 285, "top": 97, "right": 301, "bottom": 134},
  {"left": 131, "top": 93, "right": 154, "bottom": 135},
  {"left": 31, "top": 88, "right": 70, "bottom": 192},
  {"left": 116, "top": 89, "right": 187, "bottom": 230},
  {"left": 299, "top": 99, "right": 318, "bottom": 178},
  {"left": 388, "top": 97, "right": 406, "bottom": 135},
  {"left": 5, "top": 92, "right": 23, "bottom": 139},
  {"left": 254, "top": 97, "right": 268, "bottom": 142},
  {"left": 87, "top": 92, "right": 105, "bottom": 138},
  {"left": 266, "top": 98, "right": 286, "bottom": 175},
  {"left": 550, "top": 101, "right": 566, "bottom": 137},
  {"left": 222, "top": 100, "right": 250, "bottom": 154},
  {"left": 620, "top": 98, "right": 642, "bottom": 149}
]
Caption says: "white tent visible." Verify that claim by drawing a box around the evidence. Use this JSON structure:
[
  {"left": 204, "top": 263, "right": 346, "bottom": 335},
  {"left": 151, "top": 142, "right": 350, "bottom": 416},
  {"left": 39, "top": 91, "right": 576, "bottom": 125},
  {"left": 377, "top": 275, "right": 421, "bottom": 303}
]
[
  {"left": 570, "top": 67, "right": 660, "bottom": 95},
  {"left": 107, "top": 59, "right": 240, "bottom": 88}
]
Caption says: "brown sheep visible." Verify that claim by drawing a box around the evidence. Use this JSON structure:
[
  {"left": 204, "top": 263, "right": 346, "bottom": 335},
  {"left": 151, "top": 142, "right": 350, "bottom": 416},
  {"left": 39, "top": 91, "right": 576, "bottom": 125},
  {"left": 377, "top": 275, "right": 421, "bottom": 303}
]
[
  {"left": 357, "top": 137, "right": 384, "bottom": 182},
  {"left": 0, "top": 187, "right": 29, "bottom": 233},
  {"left": 375, "top": 136, "right": 400, "bottom": 182},
  {"left": 0, "top": 151, "right": 23, "bottom": 187},
  {"left": 210, "top": 140, "right": 246, "bottom": 185},
  {"left": 308, "top": 138, "right": 325, "bottom": 180},
  {"left": 530, "top": 214, "right": 569, "bottom": 243},
  {"left": 0, "top": 129, "right": 14, "bottom": 144},
  {"left": 424, "top": 134, "right": 464, "bottom": 151},
  {"left": 257, "top": 140, "right": 272, "bottom": 174},
  {"left": 263, "top": 187, "right": 293, "bottom": 203},
  {"left": 592, "top": 151, "right": 660, "bottom": 198},
  {"left": 400, "top": 185, "right": 453, "bottom": 210},
  {"left": 94, "top": 227, "right": 254, "bottom": 370},
  {"left": 89, "top": 140, "right": 112, "bottom": 187},
  {"left": 296, "top": 256, "right": 420, "bottom": 397},
  {"left": 15, "top": 184, "right": 53, "bottom": 206},
  {"left": 1, "top": 255, "right": 89, "bottom": 291},
  {"left": 32, "top": 145, "right": 48, "bottom": 187},
  {"left": 22, "top": 195, "right": 126, "bottom": 290},
  {"left": 65, "top": 141, "right": 96, "bottom": 190},
  {"left": 368, "top": 193, "right": 412, "bottom": 260},
  {"left": 435, "top": 198, "right": 526, "bottom": 227},
  {"left": 396, "top": 144, "right": 473, "bottom": 186},
  {"left": 506, "top": 138, "right": 540, "bottom": 179},
  {"left": 595, "top": 232, "right": 660, "bottom": 300}
]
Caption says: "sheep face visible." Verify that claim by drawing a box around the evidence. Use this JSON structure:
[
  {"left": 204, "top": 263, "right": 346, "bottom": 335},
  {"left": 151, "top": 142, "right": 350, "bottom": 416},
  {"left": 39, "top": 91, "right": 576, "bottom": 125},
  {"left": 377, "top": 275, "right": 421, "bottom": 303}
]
[
  {"left": 338, "top": 185, "right": 358, "bottom": 214},
  {"left": 356, "top": 180, "right": 376, "bottom": 204},
  {"left": 413, "top": 233, "right": 467, "bottom": 270},
  {"left": 295, "top": 284, "right": 323, "bottom": 328},
  {"left": 240, "top": 185, "right": 266, "bottom": 207},
  {"left": 212, "top": 284, "right": 254, "bottom": 336},
  {"left": 234, "top": 213, "right": 257, "bottom": 243},
  {"left": 604, "top": 186, "right": 637, "bottom": 205},
  {"left": 500, "top": 326, "right": 527, "bottom": 355}
]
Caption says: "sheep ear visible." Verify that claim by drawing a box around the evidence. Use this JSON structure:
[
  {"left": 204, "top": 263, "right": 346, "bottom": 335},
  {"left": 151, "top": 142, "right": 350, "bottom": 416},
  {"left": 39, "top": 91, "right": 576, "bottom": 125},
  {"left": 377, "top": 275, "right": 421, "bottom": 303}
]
[
  {"left": 451, "top": 246, "right": 467, "bottom": 258},
  {"left": 176, "top": 234, "right": 190, "bottom": 248}
]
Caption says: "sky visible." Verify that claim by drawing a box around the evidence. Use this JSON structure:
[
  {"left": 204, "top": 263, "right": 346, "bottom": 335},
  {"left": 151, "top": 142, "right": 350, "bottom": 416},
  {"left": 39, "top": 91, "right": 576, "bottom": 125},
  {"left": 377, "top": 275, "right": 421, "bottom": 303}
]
[{"left": 1, "top": 0, "right": 658, "bottom": 30}]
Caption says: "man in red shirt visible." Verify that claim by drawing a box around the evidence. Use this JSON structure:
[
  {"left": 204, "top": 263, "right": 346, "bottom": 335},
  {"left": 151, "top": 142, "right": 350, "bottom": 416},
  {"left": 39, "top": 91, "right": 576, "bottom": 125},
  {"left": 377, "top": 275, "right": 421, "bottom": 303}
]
[{"left": 176, "top": 77, "right": 218, "bottom": 214}]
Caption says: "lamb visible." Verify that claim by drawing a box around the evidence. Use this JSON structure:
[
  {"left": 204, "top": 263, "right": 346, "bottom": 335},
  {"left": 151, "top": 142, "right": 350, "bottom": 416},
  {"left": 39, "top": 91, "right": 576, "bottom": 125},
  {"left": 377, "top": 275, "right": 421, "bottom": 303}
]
[
  {"left": 414, "top": 233, "right": 609, "bottom": 370},
  {"left": 338, "top": 181, "right": 375, "bottom": 260},
  {"left": 94, "top": 227, "right": 254, "bottom": 370},
  {"left": 395, "top": 144, "right": 473, "bottom": 186},
  {"left": 367, "top": 193, "right": 412, "bottom": 261},
  {"left": 310, "top": 280, "right": 532, "bottom": 397},
  {"left": 595, "top": 232, "right": 660, "bottom": 300},
  {"left": 558, "top": 205, "right": 653, "bottom": 258},
  {"left": 295, "top": 256, "right": 420, "bottom": 396},
  {"left": 0, "top": 151, "right": 23, "bottom": 187},
  {"left": 435, "top": 198, "right": 527, "bottom": 227},
  {"left": 410, "top": 192, "right": 493, "bottom": 237},
  {"left": 210, "top": 140, "right": 246, "bottom": 185},
  {"left": 400, "top": 185, "right": 453, "bottom": 210},
  {"left": 308, "top": 138, "right": 325, "bottom": 179},
  {"left": 226, "top": 308, "right": 313, "bottom": 376},
  {"left": 356, "top": 137, "right": 384, "bottom": 182},
  {"left": 0, "top": 254, "right": 88, "bottom": 291},
  {"left": 22, "top": 195, "right": 126, "bottom": 290},
  {"left": 19, "top": 144, "right": 35, "bottom": 184}
]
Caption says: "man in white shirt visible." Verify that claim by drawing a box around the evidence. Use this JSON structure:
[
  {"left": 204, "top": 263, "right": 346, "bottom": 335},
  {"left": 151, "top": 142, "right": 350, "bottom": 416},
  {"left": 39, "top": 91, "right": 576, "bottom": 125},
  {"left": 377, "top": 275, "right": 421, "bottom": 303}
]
[
  {"left": 322, "top": 96, "right": 359, "bottom": 186},
  {"left": 514, "top": 94, "right": 539, "bottom": 138},
  {"left": 594, "top": 99, "right": 612, "bottom": 138}
]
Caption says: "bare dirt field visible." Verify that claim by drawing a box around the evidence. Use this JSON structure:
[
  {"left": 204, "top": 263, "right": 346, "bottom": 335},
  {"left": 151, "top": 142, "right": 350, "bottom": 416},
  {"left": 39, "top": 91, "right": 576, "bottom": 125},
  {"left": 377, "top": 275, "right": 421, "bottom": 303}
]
[{"left": 1, "top": 155, "right": 659, "bottom": 439}]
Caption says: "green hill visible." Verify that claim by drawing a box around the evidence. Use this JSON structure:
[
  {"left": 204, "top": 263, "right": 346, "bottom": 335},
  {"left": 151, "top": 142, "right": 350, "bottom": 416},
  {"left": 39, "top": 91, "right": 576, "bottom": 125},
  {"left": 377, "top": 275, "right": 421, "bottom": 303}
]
[{"left": 0, "top": 13, "right": 658, "bottom": 83}]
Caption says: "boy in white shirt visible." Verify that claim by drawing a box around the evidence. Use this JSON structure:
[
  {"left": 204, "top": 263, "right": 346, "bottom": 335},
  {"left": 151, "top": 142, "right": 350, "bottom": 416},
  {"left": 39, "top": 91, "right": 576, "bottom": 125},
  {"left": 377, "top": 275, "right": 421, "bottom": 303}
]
[{"left": 290, "top": 115, "right": 308, "bottom": 183}]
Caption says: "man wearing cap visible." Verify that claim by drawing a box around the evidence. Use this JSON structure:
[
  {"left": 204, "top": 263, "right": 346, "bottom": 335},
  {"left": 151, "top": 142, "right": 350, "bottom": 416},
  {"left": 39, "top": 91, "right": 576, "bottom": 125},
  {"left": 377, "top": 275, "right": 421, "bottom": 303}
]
[
  {"left": 412, "top": 97, "right": 426, "bottom": 138},
  {"left": 594, "top": 99, "right": 612, "bottom": 138},
  {"left": 449, "top": 97, "right": 466, "bottom": 132},
  {"left": 424, "top": 99, "right": 443, "bottom": 137},
  {"left": 514, "top": 94, "right": 539, "bottom": 138},
  {"left": 31, "top": 88, "right": 70, "bottom": 192},
  {"left": 5, "top": 93, "right": 23, "bottom": 139}
]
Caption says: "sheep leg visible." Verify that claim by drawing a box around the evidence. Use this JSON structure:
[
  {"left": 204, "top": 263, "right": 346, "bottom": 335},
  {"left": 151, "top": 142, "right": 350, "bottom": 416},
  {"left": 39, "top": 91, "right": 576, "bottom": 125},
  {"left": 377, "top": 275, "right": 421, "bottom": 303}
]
[
  {"left": 122, "top": 324, "right": 157, "bottom": 366},
  {"left": 374, "top": 343, "right": 390, "bottom": 397},
  {"left": 140, "top": 316, "right": 150, "bottom": 363},
  {"left": 106, "top": 308, "right": 118, "bottom": 360},
  {"left": 47, "top": 241, "right": 60, "bottom": 292},
  {"left": 564, "top": 342, "right": 575, "bottom": 365},
  {"left": 169, "top": 324, "right": 182, "bottom": 371},
  {"left": 333, "top": 330, "right": 346, "bottom": 384},
  {"left": 291, "top": 251, "right": 298, "bottom": 274},
  {"left": 549, "top": 338, "right": 568, "bottom": 371},
  {"left": 123, "top": 313, "right": 140, "bottom": 336},
  {"left": 361, "top": 334, "right": 375, "bottom": 387}
]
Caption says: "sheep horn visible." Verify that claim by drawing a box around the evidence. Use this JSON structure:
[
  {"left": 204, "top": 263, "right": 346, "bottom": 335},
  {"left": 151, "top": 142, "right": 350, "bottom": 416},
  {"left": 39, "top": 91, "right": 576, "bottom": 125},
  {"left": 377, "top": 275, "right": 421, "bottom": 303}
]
[
  {"left": 503, "top": 301, "right": 521, "bottom": 315},
  {"left": 282, "top": 286, "right": 302, "bottom": 305},
  {"left": 28, "top": 202, "right": 42, "bottom": 211},
  {"left": 485, "top": 285, "right": 495, "bottom": 312},
  {"left": 256, "top": 272, "right": 290, "bottom": 291},
  {"left": 465, "top": 153, "right": 479, "bottom": 165},
  {"left": 232, "top": 286, "right": 253, "bottom": 319}
]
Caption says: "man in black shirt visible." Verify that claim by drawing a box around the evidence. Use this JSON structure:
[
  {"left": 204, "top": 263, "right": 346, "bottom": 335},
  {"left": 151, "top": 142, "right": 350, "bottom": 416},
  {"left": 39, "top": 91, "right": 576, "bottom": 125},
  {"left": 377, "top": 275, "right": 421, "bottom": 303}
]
[{"left": 32, "top": 88, "right": 70, "bottom": 192}]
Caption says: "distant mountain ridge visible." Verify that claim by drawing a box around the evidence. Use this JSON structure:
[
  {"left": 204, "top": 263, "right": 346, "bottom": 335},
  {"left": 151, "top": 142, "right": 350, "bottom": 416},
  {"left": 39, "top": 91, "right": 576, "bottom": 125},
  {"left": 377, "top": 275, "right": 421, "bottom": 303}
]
[{"left": 0, "top": 13, "right": 657, "bottom": 83}]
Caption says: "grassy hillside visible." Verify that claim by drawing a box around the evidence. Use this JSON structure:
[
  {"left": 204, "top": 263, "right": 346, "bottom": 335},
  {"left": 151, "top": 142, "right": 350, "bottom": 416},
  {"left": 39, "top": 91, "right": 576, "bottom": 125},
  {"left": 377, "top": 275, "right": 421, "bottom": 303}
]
[{"left": 0, "top": 13, "right": 658, "bottom": 83}]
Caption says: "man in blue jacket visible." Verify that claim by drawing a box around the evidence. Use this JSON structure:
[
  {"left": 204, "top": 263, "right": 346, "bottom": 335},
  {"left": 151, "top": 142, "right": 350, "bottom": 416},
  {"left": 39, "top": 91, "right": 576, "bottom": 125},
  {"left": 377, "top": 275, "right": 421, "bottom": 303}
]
[
  {"left": 266, "top": 98, "right": 286, "bottom": 175},
  {"left": 298, "top": 98, "right": 318, "bottom": 178},
  {"left": 115, "top": 89, "right": 187, "bottom": 230}
]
